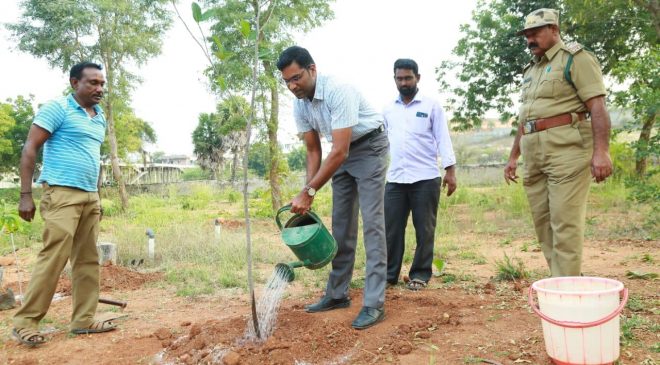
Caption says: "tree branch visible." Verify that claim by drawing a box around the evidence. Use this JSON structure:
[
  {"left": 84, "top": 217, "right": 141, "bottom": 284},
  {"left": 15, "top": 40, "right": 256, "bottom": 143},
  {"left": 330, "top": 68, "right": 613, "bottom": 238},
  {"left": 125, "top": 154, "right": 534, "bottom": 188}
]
[{"left": 170, "top": 0, "right": 213, "bottom": 67}]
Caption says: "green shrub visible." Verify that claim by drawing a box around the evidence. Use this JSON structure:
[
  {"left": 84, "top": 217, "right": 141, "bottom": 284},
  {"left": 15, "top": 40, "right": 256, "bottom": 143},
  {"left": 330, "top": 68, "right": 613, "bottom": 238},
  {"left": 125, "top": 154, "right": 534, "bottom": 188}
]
[
  {"left": 182, "top": 167, "right": 212, "bottom": 181},
  {"left": 494, "top": 253, "right": 529, "bottom": 281}
]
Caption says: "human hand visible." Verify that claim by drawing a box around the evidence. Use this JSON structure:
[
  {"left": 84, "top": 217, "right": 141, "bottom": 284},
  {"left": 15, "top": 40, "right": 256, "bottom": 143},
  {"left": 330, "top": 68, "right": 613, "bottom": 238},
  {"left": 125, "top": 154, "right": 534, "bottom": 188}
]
[
  {"left": 443, "top": 170, "right": 457, "bottom": 197},
  {"left": 591, "top": 150, "right": 613, "bottom": 183},
  {"left": 290, "top": 191, "right": 313, "bottom": 215},
  {"left": 504, "top": 159, "right": 519, "bottom": 185},
  {"left": 18, "top": 194, "right": 36, "bottom": 222}
]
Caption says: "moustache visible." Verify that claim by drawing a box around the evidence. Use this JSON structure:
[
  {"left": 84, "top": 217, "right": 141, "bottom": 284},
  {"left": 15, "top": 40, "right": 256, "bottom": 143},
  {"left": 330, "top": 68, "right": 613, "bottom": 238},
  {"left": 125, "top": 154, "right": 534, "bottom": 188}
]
[{"left": 528, "top": 42, "right": 539, "bottom": 49}]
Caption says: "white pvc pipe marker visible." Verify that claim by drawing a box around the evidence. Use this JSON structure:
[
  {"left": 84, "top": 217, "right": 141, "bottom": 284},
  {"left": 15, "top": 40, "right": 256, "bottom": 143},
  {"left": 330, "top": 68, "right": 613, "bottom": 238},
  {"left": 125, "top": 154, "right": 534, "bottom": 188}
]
[{"left": 146, "top": 228, "right": 155, "bottom": 260}]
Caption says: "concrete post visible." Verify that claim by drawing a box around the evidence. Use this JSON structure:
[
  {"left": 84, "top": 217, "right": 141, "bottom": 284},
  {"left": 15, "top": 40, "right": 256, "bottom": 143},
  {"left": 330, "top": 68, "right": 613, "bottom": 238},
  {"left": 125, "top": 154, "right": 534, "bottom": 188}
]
[{"left": 146, "top": 228, "right": 155, "bottom": 260}]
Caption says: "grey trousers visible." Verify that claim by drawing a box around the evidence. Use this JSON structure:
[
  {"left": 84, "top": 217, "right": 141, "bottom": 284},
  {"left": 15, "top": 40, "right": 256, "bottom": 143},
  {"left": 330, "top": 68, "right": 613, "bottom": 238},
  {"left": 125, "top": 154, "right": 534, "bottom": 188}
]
[{"left": 326, "top": 132, "right": 388, "bottom": 309}]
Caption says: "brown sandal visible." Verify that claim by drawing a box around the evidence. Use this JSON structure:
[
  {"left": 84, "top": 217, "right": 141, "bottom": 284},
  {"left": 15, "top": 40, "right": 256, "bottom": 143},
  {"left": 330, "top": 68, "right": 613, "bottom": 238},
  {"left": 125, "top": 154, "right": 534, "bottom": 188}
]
[
  {"left": 71, "top": 319, "right": 117, "bottom": 334},
  {"left": 13, "top": 328, "right": 46, "bottom": 346}
]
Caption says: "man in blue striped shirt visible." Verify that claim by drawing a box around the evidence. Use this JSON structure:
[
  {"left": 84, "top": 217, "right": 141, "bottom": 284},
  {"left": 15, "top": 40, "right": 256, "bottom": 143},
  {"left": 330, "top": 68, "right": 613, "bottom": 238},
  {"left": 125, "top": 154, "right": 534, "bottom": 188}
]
[
  {"left": 278, "top": 46, "right": 388, "bottom": 330},
  {"left": 13, "top": 62, "right": 116, "bottom": 346}
]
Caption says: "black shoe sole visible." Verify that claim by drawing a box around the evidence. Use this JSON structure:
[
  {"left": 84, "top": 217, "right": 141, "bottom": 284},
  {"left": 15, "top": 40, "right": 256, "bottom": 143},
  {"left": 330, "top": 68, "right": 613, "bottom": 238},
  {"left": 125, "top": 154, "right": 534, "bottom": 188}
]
[
  {"left": 351, "top": 312, "right": 385, "bottom": 330},
  {"left": 305, "top": 300, "right": 351, "bottom": 313}
]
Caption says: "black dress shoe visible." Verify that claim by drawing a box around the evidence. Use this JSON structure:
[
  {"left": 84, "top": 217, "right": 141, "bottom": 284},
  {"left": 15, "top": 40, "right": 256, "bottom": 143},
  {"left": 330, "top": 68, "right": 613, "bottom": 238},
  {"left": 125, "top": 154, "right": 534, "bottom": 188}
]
[
  {"left": 304, "top": 296, "right": 351, "bottom": 313},
  {"left": 351, "top": 306, "right": 385, "bottom": 329}
]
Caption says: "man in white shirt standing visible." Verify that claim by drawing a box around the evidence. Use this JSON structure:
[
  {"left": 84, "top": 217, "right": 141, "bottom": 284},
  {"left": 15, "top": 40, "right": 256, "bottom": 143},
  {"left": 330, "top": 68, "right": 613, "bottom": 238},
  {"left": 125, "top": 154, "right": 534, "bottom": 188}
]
[{"left": 383, "top": 59, "right": 457, "bottom": 290}]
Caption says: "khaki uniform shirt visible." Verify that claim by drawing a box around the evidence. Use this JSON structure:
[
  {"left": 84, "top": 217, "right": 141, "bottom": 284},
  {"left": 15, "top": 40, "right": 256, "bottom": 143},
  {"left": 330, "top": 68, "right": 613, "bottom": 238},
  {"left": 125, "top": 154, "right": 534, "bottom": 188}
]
[{"left": 518, "top": 40, "right": 606, "bottom": 124}]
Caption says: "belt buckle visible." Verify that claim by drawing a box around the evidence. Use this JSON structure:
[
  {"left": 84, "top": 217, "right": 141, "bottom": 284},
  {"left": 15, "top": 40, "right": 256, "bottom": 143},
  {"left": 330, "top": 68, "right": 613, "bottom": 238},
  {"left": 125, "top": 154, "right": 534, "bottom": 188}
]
[{"left": 524, "top": 120, "right": 536, "bottom": 134}]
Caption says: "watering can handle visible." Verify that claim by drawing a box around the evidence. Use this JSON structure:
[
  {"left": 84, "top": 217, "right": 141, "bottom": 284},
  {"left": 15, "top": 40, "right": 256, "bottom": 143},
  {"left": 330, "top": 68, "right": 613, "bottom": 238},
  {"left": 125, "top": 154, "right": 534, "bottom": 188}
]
[
  {"left": 275, "top": 204, "right": 324, "bottom": 231},
  {"left": 275, "top": 204, "right": 292, "bottom": 231},
  {"left": 528, "top": 286, "right": 629, "bottom": 329}
]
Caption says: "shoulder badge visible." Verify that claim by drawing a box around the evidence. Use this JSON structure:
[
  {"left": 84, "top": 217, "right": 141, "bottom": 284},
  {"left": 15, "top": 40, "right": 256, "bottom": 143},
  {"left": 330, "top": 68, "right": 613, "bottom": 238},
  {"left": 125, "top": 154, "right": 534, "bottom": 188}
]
[
  {"left": 564, "top": 42, "right": 584, "bottom": 55},
  {"left": 523, "top": 60, "right": 534, "bottom": 73}
]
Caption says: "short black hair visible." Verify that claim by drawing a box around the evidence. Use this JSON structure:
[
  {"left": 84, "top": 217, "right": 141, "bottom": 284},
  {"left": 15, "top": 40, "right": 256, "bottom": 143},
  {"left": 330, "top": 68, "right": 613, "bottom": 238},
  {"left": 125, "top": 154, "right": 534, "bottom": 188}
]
[
  {"left": 393, "top": 58, "right": 419, "bottom": 75},
  {"left": 69, "top": 62, "right": 103, "bottom": 80},
  {"left": 277, "top": 46, "right": 315, "bottom": 71}
]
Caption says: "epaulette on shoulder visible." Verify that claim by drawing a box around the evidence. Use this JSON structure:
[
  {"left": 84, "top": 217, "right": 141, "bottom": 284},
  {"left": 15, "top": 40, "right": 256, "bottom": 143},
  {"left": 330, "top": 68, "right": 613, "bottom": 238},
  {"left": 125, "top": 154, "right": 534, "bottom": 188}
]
[
  {"left": 564, "top": 42, "right": 584, "bottom": 55},
  {"left": 523, "top": 60, "right": 534, "bottom": 72}
]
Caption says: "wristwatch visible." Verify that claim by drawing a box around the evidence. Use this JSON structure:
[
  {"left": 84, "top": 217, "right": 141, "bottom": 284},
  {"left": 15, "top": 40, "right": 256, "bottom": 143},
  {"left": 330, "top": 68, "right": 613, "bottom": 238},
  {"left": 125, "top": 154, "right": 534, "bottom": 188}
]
[{"left": 304, "top": 185, "right": 317, "bottom": 197}]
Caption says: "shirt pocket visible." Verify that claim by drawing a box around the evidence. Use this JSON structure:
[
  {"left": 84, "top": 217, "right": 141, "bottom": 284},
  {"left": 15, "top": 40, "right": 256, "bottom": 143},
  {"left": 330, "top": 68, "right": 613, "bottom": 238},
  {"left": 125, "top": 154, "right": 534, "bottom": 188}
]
[
  {"left": 408, "top": 112, "right": 431, "bottom": 134},
  {"left": 537, "top": 70, "right": 564, "bottom": 99},
  {"left": 520, "top": 79, "right": 532, "bottom": 102}
]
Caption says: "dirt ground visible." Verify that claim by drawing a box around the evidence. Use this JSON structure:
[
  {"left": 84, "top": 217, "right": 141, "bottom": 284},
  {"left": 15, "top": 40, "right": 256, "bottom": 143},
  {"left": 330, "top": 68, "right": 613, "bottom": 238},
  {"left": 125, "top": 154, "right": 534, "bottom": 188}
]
[{"left": 0, "top": 237, "right": 657, "bottom": 365}]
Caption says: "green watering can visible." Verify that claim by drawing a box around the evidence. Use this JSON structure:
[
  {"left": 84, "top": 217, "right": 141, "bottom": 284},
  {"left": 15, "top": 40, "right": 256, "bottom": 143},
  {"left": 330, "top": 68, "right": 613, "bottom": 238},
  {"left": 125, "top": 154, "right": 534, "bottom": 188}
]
[{"left": 274, "top": 204, "right": 337, "bottom": 282}]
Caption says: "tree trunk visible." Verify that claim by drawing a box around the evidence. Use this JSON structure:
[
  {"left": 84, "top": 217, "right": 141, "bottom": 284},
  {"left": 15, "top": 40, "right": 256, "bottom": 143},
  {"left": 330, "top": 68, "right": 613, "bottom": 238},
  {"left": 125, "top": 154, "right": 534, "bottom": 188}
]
[
  {"left": 231, "top": 147, "right": 239, "bottom": 183},
  {"left": 635, "top": 114, "right": 656, "bottom": 176},
  {"left": 99, "top": 52, "right": 129, "bottom": 210},
  {"left": 104, "top": 101, "right": 129, "bottom": 210},
  {"left": 267, "top": 81, "right": 282, "bottom": 210}
]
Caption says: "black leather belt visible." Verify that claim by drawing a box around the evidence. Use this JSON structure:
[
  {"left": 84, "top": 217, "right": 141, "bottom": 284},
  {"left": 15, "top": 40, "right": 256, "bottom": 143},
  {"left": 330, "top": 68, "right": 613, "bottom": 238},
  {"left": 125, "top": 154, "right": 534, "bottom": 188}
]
[{"left": 351, "top": 125, "right": 384, "bottom": 146}]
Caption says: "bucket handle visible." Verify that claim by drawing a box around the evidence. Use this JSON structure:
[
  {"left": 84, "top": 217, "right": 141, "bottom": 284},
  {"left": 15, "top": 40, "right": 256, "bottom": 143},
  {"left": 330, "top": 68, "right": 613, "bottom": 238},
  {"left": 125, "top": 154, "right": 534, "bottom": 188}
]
[
  {"left": 528, "top": 285, "right": 628, "bottom": 329},
  {"left": 275, "top": 204, "right": 323, "bottom": 231}
]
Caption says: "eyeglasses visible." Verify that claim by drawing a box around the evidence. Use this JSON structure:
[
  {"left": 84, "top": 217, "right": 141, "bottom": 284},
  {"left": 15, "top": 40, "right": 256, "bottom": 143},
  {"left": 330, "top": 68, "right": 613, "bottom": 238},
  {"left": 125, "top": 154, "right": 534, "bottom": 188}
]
[{"left": 282, "top": 69, "right": 307, "bottom": 85}]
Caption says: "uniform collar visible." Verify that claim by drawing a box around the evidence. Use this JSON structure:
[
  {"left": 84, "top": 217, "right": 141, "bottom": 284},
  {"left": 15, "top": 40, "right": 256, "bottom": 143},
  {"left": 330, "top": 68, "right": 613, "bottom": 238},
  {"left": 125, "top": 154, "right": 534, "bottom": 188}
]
[
  {"left": 533, "top": 40, "right": 564, "bottom": 64},
  {"left": 67, "top": 93, "right": 104, "bottom": 115}
]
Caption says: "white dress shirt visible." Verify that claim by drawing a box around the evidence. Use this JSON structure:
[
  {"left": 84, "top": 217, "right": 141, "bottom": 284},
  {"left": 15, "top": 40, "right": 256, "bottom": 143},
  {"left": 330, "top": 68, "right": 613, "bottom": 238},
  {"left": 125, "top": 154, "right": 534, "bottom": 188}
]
[{"left": 383, "top": 92, "right": 456, "bottom": 184}]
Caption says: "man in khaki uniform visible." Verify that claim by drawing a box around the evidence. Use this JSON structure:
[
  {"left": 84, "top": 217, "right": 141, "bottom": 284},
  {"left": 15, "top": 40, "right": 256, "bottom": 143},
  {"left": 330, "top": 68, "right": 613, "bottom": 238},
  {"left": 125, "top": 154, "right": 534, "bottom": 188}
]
[{"left": 504, "top": 9, "right": 613, "bottom": 277}]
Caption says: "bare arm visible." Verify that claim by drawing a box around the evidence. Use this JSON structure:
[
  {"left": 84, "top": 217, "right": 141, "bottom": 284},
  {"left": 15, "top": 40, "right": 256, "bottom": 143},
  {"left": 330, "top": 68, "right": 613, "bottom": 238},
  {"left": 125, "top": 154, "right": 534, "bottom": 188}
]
[
  {"left": 18, "top": 125, "right": 51, "bottom": 221},
  {"left": 290, "top": 127, "right": 352, "bottom": 214},
  {"left": 584, "top": 96, "right": 612, "bottom": 183},
  {"left": 504, "top": 123, "right": 524, "bottom": 184},
  {"left": 303, "top": 130, "right": 322, "bottom": 184}
]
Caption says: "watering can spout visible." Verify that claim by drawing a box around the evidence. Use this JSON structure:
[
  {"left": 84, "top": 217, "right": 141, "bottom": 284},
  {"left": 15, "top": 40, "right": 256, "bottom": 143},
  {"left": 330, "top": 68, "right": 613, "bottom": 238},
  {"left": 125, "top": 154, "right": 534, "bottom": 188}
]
[{"left": 274, "top": 262, "right": 299, "bottom": 282}]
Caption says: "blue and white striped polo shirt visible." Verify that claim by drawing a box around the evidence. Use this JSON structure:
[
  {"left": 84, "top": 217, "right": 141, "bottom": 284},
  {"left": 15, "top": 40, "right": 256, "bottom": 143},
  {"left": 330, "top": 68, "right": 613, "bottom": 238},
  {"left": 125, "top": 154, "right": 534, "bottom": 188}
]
[
  {"left": 35, "top": 94, "right": 106, "bottom": 192},
  {"left": 293, "top": 74, "right": 383, "bottom": 143}
]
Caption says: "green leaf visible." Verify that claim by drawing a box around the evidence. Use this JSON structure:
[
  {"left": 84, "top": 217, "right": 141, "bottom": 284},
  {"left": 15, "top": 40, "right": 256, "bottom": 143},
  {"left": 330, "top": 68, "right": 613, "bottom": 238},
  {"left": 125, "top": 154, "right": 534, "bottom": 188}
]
[
  {"left": 191, "top": 2, "right": 202, "bottom": 23},
  {"left": 200, "top": 9, "right": 216, "bottom": 22},
  {"left": 215, "top": 76, "right": 227, "bottom": 91},
  {"left": 212, "top": 36, "right": 222, "bottom": 50},
  {"left": 239, "top": 20, "right": 251, "bottom": 38},
  {"left": 432, "top": 259, "right": 446, "bottom": 276},
  {"left": 258, "top": 48, "right": 273, "bottom": 60}
]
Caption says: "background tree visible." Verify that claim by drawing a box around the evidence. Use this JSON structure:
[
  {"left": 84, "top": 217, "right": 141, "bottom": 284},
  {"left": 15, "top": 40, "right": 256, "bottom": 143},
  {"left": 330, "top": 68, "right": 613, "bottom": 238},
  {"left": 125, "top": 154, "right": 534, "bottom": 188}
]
[
  {"left": 192, "top": 112, "right": 226, "bottom": 180},
  {"left": 0, "top": 96, "right": 35, "bottom": 173},
  {"left": 563, "top": 0, "right": 658, "bottom": 176},
  {"left": 217, "top": 96, "right": 249, "bottom": 183},
  {"left": 8, "top": 0, "right": 172, "bottom": 209},
  {"left": 101, "top": 101, "right": 157, "bottom": 164},
  {"left": 287, "top": 145, "right": 306, "bottom": 171},
  {"left": 203, "top": 0, "right": 334, "bottom": 211},
  {"left": 192, "top": 96, "right": 250, "bottom": 181},
  {"left": 0, "top": 105, "right": 16, "bottom": 173},
  {"left": 437, "top": 0, "right": 657, "bottom": 177}
]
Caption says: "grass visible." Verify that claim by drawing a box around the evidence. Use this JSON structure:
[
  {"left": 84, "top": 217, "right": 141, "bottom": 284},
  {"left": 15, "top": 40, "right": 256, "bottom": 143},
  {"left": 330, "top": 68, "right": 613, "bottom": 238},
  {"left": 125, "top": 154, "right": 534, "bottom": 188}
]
[
  {"left": 494, "top": 253, "right": 529, "bottom": 281},
  {"left": 621, "top": 315, "right": 651, "bottom": 346},
  {"left": 0, "top": 172, "right": 656, "bottom": 301}
]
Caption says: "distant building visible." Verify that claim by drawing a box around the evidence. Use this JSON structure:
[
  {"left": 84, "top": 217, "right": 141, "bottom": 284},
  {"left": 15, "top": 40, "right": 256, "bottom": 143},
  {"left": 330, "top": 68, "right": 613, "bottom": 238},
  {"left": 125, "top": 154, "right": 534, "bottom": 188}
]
[{"left": 153, "top": 154, "right": 195, "bottom": 166}]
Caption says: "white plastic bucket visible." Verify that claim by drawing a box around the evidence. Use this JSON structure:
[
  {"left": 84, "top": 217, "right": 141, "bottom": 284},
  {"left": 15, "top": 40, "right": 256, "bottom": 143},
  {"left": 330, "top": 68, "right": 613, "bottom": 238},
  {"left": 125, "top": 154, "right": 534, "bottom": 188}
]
[{"left": 528, "top": 277, "right": 628, "bottom": 365}]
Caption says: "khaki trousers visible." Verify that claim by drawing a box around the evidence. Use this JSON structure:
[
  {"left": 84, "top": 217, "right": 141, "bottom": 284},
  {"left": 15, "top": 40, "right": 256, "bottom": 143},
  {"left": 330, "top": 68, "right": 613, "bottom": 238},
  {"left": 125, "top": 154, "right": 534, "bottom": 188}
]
[
  {"left": 13, "top": 185, "right": 101, "bottom": 330},
  {"left": 521, "top": 120, "right": 593, "bottom": 277}
]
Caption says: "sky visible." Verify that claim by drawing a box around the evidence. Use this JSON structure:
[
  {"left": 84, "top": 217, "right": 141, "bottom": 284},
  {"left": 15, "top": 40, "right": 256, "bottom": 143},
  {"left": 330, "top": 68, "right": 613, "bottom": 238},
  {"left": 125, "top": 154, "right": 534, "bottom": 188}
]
[{"left": 0, "top": 0, "right": 478, "bottom": 156}]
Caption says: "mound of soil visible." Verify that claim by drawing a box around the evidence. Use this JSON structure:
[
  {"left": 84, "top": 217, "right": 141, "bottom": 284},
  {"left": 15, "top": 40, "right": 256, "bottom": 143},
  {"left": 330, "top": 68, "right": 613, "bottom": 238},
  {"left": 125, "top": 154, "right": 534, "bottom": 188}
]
[
  {"left": 56, "top": 264, "right": 162, "bottom": 295},
  {"left": 159, "top": 287, "right": 536, "bottom": 365}
]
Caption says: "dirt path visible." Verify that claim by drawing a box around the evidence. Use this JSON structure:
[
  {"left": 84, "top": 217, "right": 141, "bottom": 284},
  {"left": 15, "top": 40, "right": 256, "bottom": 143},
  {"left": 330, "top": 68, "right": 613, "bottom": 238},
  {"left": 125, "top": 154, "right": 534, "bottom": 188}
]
[{"left": 0, "top": 239, "right": 657, "bottom": 365}]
